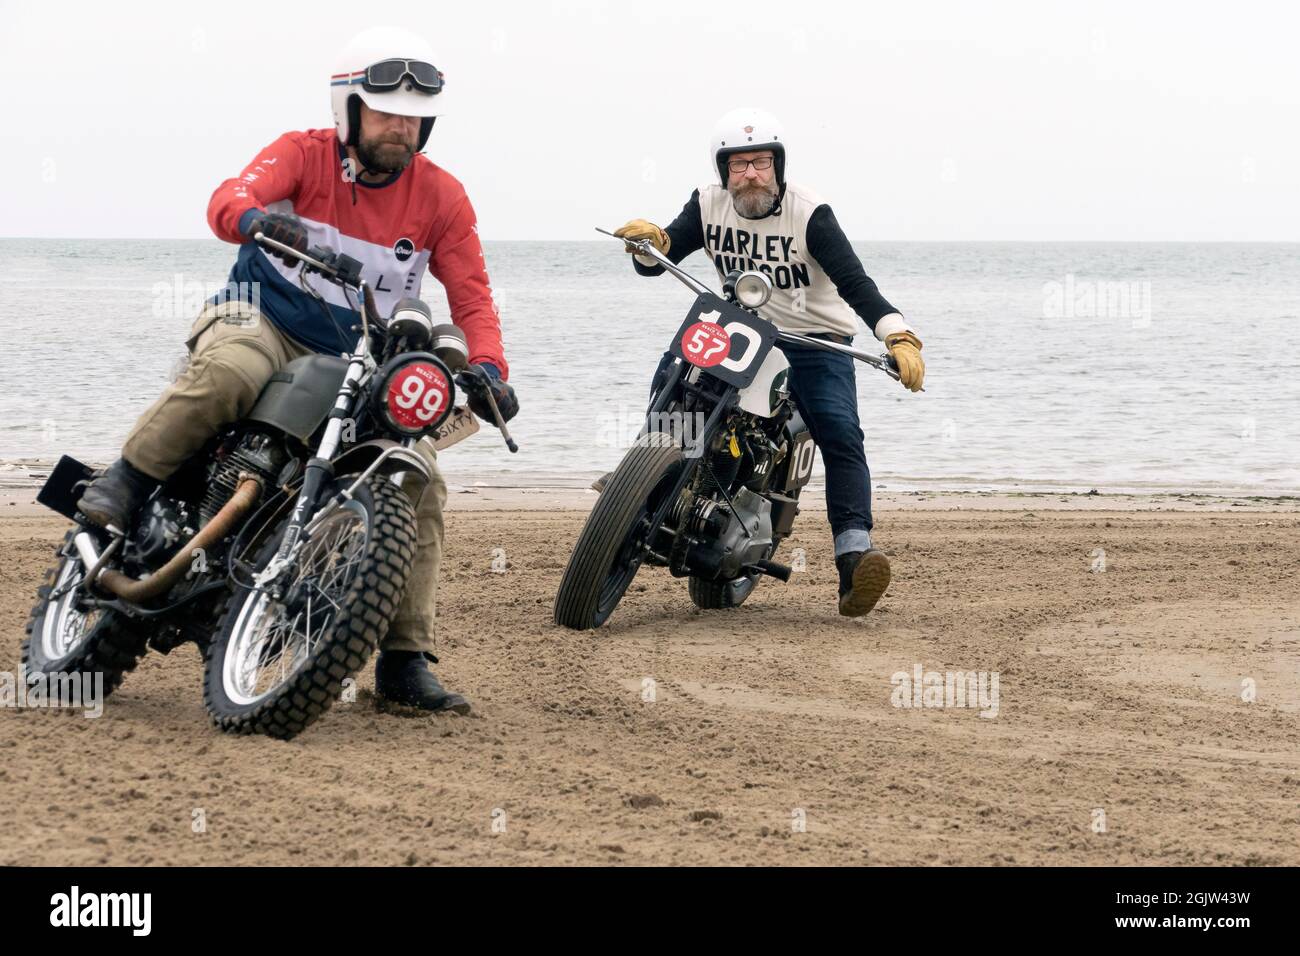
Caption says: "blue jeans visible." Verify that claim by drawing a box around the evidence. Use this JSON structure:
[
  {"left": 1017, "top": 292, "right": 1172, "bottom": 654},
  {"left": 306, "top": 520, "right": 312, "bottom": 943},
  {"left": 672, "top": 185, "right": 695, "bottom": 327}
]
[{"left": 777, "top": 338, "right": 873, "bottom": 556}]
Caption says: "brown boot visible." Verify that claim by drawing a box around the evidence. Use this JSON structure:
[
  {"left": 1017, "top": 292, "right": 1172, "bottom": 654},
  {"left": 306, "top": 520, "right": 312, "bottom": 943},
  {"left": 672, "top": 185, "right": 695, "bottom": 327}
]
[{"left": 837, "top": 549, "right": 891, "bottom": 617}]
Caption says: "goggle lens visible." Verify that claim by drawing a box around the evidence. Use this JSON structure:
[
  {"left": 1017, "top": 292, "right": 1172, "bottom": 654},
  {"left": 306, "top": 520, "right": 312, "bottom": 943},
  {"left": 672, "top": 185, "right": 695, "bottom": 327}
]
[{"left": 364, "top": 59, "right": 443, "bottom": 94}]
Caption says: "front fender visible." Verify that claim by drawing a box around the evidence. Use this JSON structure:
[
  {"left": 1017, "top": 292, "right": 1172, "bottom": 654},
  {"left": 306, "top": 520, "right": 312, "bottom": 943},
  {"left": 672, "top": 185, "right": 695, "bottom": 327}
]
[{"left": 332, "top": 439, "right": 432, "bottom": 501}]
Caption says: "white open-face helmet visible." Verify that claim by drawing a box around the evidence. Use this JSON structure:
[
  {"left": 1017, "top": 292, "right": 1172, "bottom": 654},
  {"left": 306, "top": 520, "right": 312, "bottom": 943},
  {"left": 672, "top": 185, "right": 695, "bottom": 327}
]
[
  {"left": 709, "top": 107, "right": 786, "bottom": 188},
  {"left": 331, "top": 26, "right": 447, "bottom": 152}
]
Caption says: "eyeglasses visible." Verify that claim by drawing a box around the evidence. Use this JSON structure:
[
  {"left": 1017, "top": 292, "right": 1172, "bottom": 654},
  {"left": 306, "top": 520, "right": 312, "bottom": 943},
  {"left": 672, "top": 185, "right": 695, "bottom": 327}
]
[
  {"left": 363, "top": 59, "right": 444, "bottom": 95},
  {"left": 727, "top": 156, "right": 774, "bottom": 174}
]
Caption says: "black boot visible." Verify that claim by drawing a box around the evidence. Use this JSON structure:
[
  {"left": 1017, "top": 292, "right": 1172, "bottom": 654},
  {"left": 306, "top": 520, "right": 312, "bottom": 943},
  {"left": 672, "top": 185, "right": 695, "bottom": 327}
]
[
  {"left": 374, "top": 651, "right": 471, "bottom": 715},
  {"left": 836, "top": 549, "right": 891, "bottom": 617},
  {"left": 75, "top": 457, "right": 159, "bottom": 532}
]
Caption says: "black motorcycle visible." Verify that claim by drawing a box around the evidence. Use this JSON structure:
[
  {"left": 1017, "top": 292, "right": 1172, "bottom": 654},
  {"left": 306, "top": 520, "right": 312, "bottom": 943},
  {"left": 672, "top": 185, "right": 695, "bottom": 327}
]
[
  {"left": 24, "top": 233, "right": 516, "bottom": 738},
  {"left": 553, "top": 229, "right": 898, "bottom": 629}
]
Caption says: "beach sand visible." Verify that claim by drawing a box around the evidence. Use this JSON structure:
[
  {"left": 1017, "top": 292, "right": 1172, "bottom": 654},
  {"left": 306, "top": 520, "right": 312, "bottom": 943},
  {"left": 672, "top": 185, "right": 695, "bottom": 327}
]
[{"left": 1, "top": 487, "right": 1297, "bottom": 866}]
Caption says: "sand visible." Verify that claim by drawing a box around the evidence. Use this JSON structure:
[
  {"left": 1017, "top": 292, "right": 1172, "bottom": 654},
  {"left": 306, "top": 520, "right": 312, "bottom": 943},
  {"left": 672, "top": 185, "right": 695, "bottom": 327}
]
[{"left": 2, "top": 487, "right": 1298, "bottom": 866}]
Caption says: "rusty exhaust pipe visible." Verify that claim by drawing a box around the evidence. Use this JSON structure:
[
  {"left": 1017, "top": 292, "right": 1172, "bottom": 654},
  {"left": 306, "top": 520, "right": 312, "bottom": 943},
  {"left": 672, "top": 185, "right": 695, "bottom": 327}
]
[{"left": 97, "top": 476, "right": 263, "bottom": 603}]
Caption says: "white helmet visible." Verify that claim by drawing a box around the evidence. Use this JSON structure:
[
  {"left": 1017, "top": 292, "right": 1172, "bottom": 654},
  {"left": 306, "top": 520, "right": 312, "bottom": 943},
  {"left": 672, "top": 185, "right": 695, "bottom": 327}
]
[
  {"left": 331, "top": 26, "right": 447, "bottom": 152},
  {"left": 709, "top": 107, "right": 786, "bottom": 188}
]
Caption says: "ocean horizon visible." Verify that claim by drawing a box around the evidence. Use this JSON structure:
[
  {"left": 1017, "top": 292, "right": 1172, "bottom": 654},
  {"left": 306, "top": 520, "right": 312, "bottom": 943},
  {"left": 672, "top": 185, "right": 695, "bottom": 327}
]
[{"left": 2, "top": 238, "right": 1297, "bottom": 496}]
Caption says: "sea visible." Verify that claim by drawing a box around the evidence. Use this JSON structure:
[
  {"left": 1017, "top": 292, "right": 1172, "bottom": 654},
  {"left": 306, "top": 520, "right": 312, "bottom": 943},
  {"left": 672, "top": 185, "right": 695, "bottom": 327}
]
[{"left": 1, "top": 238, "right": 1296, "bottom": 495}]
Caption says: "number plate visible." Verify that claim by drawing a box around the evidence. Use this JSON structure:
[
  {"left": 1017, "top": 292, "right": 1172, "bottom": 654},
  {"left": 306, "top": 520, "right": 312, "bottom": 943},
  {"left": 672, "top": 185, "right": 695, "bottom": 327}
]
[
  {"left": 432, "top": 404, "right": 480, "bottom": 450},
  {"left": 669, "top": 293, "right": 777, "bottom": 388}
]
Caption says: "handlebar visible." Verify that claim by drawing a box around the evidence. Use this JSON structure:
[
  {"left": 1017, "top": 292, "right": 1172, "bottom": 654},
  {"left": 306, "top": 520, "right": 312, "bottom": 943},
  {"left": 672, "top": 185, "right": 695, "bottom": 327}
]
[
  {"left": 255, "top": 231, "right": 522, "bottom": 452},
  {"left": 253, "top": 231, "right": 383, "bottom": 331},
  {"left": 597, "top": 226, "right": 904, "bottom": 384},
  {"left": 596, "top": 227, "right": 712, "bottom": 298},
  {"left": 254, "top": 232, "right": 341, "bottom": 279},
  {"left": 775, "top": 330, "right": 901, "bottom": 381}
]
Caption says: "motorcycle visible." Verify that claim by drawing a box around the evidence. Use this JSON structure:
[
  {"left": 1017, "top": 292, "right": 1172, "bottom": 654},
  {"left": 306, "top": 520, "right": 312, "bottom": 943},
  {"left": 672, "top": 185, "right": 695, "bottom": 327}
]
[
  {"left": 553, "top": 228, "right": 899, "bottom": 629},
  {"left": 23, "top": 232, "right": 517, "bottom": 739}
]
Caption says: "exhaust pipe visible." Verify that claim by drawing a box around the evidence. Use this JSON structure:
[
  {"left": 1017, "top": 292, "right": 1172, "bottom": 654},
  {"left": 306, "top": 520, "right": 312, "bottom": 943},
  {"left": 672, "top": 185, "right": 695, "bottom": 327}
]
[
  {"left": 94, "top": 477, "right": 263, "bottom": 603},
  {"left": 73, "top": 532, "right": 104, "bottom": 580},
  {"left": 751, "top": 559, "right": 792, "bottom": 582},
  {"left": 74, "top": 530, "right": 125, "bottom": 588}
]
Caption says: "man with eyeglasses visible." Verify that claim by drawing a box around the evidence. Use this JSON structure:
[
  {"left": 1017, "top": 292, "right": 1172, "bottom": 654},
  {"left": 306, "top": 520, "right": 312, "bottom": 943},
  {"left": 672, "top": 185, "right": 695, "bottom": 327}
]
[
  {"left": 613, "top": 107, "right": 924, "bottom": 618},
  {"left": 76, "top": 26, "right": 516, "bottom": 712}
]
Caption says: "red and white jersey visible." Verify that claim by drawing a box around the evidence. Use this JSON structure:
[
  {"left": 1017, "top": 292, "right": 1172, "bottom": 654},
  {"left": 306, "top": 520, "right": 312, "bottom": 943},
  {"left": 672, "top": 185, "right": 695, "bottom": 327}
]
[{"left": 207, "top": 128, "right": 508, "bottom": 377}]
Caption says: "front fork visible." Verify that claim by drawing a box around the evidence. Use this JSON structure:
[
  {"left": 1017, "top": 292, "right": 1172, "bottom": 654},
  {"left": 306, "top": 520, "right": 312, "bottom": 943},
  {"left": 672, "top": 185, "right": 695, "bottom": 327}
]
[
  {"left": 254, "top": 449, "right": 433, "bottom": 597},
  {"left": 253, "top": 346, "right": 372, "bottom": 592},
  {"left": 634, "top": 366, "right": 738, "bottom": 564}
]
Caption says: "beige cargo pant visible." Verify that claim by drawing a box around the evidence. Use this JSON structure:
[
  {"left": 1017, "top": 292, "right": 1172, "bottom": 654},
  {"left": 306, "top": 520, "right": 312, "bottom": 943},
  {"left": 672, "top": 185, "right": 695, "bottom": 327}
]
[{"left": 121, "top": 299, "right": 445, "bottom": 654}]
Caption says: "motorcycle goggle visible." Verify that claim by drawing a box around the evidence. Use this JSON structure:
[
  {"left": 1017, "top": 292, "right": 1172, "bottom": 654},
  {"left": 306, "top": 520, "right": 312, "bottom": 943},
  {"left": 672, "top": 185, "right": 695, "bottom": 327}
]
[{"left": 362, "top": 59, "right": 444, "bottom": 95}]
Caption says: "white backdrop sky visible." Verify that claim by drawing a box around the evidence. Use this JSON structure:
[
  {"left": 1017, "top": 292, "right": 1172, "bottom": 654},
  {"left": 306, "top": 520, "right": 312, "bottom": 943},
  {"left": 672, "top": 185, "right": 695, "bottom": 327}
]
[{"left": 2, "top": 0, "right": 1297, "bottom": 241}]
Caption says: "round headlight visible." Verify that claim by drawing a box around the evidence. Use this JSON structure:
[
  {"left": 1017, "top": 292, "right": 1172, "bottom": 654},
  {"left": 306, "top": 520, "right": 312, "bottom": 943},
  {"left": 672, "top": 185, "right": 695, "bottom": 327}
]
[
  {"left": 734, "top": 271, "right": 773, "bottom": 309},
  {"left": 371, "top": 353, "right": 456, "bottom": 437}
]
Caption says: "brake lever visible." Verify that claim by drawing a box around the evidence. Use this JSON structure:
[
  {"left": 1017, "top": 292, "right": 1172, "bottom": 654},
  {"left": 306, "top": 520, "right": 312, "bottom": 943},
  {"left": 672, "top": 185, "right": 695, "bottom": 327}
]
[
  {"left": 456, "top": 369, "right": 519, "bottom": 453},
  {"left": 596, "top": 226, "right": 649, "bottom": 256}
]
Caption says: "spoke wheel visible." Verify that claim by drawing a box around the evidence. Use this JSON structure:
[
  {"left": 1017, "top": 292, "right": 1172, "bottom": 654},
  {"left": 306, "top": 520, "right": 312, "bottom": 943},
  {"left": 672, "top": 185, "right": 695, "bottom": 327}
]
[
  {"left": 221, "top": 505, "right": 369, "bottom": 706},
  {"left": 22, "top": 529, "right": 148, "bottom": 698},
  {"left": 204, "top": 474, "right": 418, "bottom": 739}
]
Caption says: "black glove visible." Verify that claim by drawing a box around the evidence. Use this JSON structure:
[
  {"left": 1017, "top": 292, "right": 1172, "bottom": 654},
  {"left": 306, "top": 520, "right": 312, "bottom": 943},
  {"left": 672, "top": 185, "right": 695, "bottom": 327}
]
[
  {"left": 244, "top": 211, "right": 307, "bottom": 263},
  {"left": 466, "top": 363, "right": 518, "bottom": 426}
]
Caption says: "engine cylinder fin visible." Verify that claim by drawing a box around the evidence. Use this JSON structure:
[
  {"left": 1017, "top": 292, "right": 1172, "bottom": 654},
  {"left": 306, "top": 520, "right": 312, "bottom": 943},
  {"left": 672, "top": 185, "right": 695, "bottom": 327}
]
[{"left": 200, "top": 434, "right": 286, "bottom": 527}]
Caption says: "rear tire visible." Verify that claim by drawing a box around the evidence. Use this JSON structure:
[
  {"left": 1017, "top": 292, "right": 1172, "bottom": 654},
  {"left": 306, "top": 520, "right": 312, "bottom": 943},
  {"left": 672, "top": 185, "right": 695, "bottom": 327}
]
[
  {"left": 203, "top": 474, "right": 417, "bottom": 739},
  {"left": 22, "top": 529, "right": 149, "bottom": 696},
  {"left": 554, "top": 433, "right": 684, "bottom": 630}
]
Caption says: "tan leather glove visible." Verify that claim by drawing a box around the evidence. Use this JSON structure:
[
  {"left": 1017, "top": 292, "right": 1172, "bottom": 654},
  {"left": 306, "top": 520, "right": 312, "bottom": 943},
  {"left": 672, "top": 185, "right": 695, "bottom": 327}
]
[
  {"left": 885, "top": 330, "right": 925, "bottom": 392},
  {"left": 613, "top": 219, "right": 670, "bottom": 255}
]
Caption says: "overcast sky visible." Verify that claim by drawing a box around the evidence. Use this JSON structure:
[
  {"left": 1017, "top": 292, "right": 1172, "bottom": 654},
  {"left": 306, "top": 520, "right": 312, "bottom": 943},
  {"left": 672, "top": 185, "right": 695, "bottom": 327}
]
[{"left": 2, "top": 0, "right": 1296, "bottom": 241}]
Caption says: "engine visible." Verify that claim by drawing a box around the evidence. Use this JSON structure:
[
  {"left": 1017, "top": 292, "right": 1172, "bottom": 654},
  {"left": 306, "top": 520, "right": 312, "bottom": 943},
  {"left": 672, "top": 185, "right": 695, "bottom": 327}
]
[
  {"left": 134, "top": 495, "right": 196, "bottom": 569},
  {"left": 199, "top": 431, "right": 289, "bottom": 527},
  {"left": 682, "top": 486, "right": 774, "bottom": 580}
]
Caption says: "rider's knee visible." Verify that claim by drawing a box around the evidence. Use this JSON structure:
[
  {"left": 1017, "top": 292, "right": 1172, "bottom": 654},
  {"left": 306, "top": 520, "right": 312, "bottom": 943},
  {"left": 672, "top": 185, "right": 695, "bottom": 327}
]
[
  {"left": 815, "top": 420, "right": 867, "bottom": 461},
  {"left": 414, "top": 463, "right": 447, "bottom": 529},
  {"left": 194, "top": 343, "right": 277, "bottom": 418}
]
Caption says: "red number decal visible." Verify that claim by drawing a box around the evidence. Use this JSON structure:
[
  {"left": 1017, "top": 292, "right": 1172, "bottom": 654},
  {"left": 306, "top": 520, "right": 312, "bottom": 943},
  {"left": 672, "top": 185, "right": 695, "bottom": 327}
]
[
  {"left": 679, "top": 321, "right": 731, "bottom": 368},
  {"left": 386, "top": 362, "right": 449, "bottom": 430}
]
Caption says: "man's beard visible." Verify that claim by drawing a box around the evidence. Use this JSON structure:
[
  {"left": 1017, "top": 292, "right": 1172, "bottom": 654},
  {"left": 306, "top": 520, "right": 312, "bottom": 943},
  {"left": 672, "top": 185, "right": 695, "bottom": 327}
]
[
  {"left": 729, "top": 179, "right": 779, "bottom": 218},
  {"left": 356, "top": 135, "right": 415, "bottom": 174}
]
